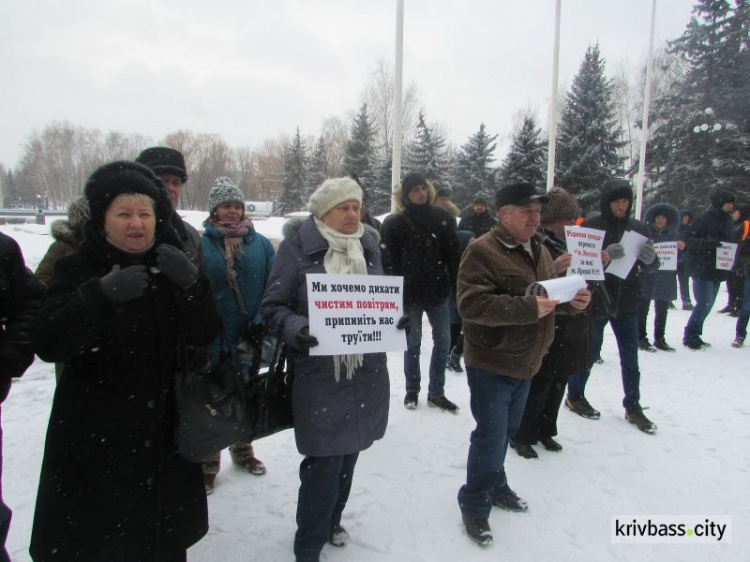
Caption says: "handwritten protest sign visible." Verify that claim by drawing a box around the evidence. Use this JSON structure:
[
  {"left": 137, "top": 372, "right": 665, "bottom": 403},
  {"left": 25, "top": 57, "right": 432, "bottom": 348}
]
[
  {"left": 654, "top": 242, "right": 678, "bottom": 271},
  {"left": 525, "top": 274, "right": 587, "bottom": 303},
  {"left": 306, "top": 274, "right": 407, "bottom": 356},
  {"left": 605, "top": 230, "right": 648, "bottom": 280},
  {"left": 564, "top": 226, "right": 605, "bottom": 280},
  {"left": 717, "top": 242, "right": 738, "bottom": 271}
]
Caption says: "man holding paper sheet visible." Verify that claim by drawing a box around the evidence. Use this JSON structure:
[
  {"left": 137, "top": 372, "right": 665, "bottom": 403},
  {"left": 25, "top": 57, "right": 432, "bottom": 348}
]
[
  {"left": 456, "top": 183, "right": 590, "bottom": 546},
  {"left": 567, "top": 178, "right": 659, "bottom": 434},
  {"left": 683, "top": 189, "right": 736, "bottom": 349}
]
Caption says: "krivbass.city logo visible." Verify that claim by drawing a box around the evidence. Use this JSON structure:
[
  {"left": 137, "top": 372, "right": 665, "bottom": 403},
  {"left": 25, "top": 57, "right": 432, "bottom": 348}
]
[{"left": 611, "top": 515, "right": 731, "bottom": 544}]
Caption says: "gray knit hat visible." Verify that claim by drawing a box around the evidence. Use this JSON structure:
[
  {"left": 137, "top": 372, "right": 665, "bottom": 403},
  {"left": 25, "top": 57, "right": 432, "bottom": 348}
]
[
  {"left": 307, "top": 177, "right": 362, "bottom": 219},
  {"left": 208, "top": 177, "right": 245, "bottom": 215}
]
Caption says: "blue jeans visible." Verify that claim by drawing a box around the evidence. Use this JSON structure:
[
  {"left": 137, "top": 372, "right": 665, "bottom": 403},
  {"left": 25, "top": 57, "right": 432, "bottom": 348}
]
[
  {"left": 684, "top": 278, "right": 722, "bottom": 339},
  {"left": 457, "top": 368, "right": 530, "bottom": 518},
  {"left": 567, "top": 315, "right": 641, "bottom": 412},
  {"left": 735, "top": 276, "right": 750, "bottom": 340},
  {"left": 403, "top": 302, "right": 450, "bottom": 399}
]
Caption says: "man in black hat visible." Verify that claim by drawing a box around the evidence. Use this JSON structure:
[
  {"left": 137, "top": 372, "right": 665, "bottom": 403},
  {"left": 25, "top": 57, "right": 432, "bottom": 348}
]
[
  {"left": 456, "top": 182, "right": 590, "bottom": 546},
  {"left": 381, "top": 172, "right": 461, "bottom": 413},
  {"left": 683, "top": 188, "right": 736, "bottom": 348},
  {"left": 458, "top": 196, "right": 497, "bottom": 238},
  {"left": 136, "top": 147, "right": 202, "bottom": 266},
  {"left": 566, "top": 178, "right": 659, "bottom": 434}
]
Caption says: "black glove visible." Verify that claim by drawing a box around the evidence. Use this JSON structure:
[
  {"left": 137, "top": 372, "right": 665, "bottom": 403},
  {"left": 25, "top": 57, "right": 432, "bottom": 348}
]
[
  {"left": 100, "top": 264, "right": 149, "bottom": 304},
  {"left": 638, "top": 240, "right": 657, "bottom": 265},
  {"left": 296, "top": 327, "right": 319, "bottom": 351},
  {"left": 243, "top": 322, "right": 265, "bottom": 347},
  {"left": 156, "top": 244, "right": 198, "bottom": 289},
  {"left": 396, "top": 315, "right": 411, "bottom": 335}
]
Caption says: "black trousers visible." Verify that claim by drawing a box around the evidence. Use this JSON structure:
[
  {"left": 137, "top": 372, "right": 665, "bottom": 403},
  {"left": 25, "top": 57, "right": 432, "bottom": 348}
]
[
  {"left": 294, "top": 452, "right": 358, "bottom": 561},
  {"left": 638, "top": 298, "right": 670, "bottom": 340},
  {"left": 449, "top": 323, "right": 464, "bottom": 355},
  {"left": 513, "top": 371, "right": 567, "bottom": 444}
]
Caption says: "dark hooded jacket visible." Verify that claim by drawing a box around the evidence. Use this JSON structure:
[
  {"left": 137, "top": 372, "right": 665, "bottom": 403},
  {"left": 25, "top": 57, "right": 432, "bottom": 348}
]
[
  {"left": 458, "top": 206, "right": 497, "bottom": 238},
  {"left": 0, "top": 232, "right": 44, "bottom": 403},
  {"left": 677, "top": 210, "right": 692, "bottom": 266},
  {"left": 640, "top": 202, "right": 680, "bottom": 302},
  {"left": 259, "top": 216, "right": 389, "bottom": 457},
  {"left": 582, "top": 180, "right": 655, "bottom": 318},
  {"left": 381, "top": 182, "right": 460, "bottom": 307},
  {"left": 686, "top": 189, "right": 736, "bottom": 282},
  {"left": 30, "top": 219, "right": 221, "bottom": 561}
]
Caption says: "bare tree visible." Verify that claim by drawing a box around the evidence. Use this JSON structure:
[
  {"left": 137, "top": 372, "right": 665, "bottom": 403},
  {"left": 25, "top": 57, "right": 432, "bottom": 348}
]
[
  {"left": 318, "top": 116, "right": 349, "bottom": 176},
  {"left": 362, "top": 58, "right": 420, "bottom": 160}
]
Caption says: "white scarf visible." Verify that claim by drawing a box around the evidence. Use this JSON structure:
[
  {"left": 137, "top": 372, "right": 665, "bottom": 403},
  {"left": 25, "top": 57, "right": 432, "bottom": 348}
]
[{"left": 314, "top": 217, "right": 367, "bottom": 381}]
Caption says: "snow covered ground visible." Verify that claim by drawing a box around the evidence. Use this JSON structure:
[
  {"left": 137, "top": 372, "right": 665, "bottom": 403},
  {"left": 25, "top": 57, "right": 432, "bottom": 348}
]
[{"left": 3, "top": 216, "right": 749, "bottom": 561}]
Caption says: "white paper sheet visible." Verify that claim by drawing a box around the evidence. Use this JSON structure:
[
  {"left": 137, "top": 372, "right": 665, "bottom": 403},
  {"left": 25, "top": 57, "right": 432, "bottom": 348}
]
[
  {"left": 525, "top": 274, "right": 587, "bottom": 303},
  {"left": 605, "top": 230, "right": 648, "bottom": 280}
]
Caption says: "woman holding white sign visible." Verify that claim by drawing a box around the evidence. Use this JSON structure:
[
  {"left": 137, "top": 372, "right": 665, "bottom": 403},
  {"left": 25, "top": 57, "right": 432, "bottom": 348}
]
[
  {"left": 260, "top": 177, "right": 406, "bottom": 562},
  {"left": 637, "top": 203, "right": 683, "bottom": 352}
]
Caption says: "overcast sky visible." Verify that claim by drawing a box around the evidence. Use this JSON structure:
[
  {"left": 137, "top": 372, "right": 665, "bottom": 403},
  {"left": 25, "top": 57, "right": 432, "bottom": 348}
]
[{"left": 1, "top": 0, "right": 696, "bottom": 170}]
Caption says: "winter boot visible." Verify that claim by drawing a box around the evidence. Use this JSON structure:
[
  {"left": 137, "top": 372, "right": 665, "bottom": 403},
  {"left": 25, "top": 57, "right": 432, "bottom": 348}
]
[
  {"left": 539, "top": 436, "right": 563, "bottom": 452},
  {"left": 509, "top": 439, "right": 538, "bottom": 459},
  {"left": 462, "top": 514, "right": 493, "bottom": 546},
  {"left": 491, "top": 487, "right": 529, "bottom": 512},
  {"left": 203, "top": 473, "right": 216, "bottom": 495},
  {"left": 638, "top": 337, "right": 657, "bottom": 352},
  {"left": 565, "top": 396, "right": 601, "bottom": 420},
  {"left": 328, "top": 524, "right": 349, "bottom": 547},
  {"left": 404, "top": 392, "right": 418, "bottom": 410},
  {"left": 731, "top": 337, "right": 744, "bottom": 348},
  {"left": 625, "top": 407, "right": 657, "bottom": 434},
  {"left": 447, "top": 350, "right": 464, "bottom": 373},
  {"left": 427, "top": 395, "right": 460, "bottom": 414},
  {"left": 654, "top": 338, "right": 676, "bottom": 352},
  {"left": 682, "top": 302, "right": 694, "bottom": 311}
]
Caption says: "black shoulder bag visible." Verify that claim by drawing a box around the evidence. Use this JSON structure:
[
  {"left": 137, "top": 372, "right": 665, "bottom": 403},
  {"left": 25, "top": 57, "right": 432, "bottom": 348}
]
[{"left": 175, "top": 323, "right": 252, "bottom": 462}]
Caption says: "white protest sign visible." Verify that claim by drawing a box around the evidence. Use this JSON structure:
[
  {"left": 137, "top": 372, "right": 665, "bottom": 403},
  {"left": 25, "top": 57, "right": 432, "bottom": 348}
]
[
  {"left": 654, "top": 241, "right": 678, "bottom": 271},
  {"left": 525, "top": 275, "right": 587, "bottom": 303},
  {"left": 564, "top": 226, "right": 605, "bottom": 281},
  {"left": 717, "top": 242, "right": 738, "bottom": 271},
  {"left": 605, "top": 230, "right": 648, "bottom": 280},
  {"left": 306, "top": 274, "right": 407, "bottom": 356}
]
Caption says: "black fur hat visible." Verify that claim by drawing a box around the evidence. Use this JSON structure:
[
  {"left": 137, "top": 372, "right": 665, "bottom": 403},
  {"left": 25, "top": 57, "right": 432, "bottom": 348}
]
[{"left": 84, "top": 161, "right": 173, "bottom": 231}]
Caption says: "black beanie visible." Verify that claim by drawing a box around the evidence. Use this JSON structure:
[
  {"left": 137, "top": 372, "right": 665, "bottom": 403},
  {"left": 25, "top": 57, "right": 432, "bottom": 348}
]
[
  {"left": 401, "top": 172, "right": 427, "bottom": 198},
  {"left": 136, "top": 147, "right": 188, "bottom": 182},
  {"left": 84, "top": 161, "right": 173, "bottom": 231}
]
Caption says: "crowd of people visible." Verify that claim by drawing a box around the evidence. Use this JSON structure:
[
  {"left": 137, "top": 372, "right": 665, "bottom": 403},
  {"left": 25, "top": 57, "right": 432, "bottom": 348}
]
[{"left": 0, "top": 149, "right": 745, "bottom": 559}]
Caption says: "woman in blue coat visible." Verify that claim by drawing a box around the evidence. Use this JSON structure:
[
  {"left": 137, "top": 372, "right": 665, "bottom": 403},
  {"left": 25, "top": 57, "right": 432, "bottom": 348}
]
[
  {"left": 200, "top": 177, "right": 275, "bottom": 493},
  {"left": 261, "top": 178, "right": 404, "bottom": 562}
]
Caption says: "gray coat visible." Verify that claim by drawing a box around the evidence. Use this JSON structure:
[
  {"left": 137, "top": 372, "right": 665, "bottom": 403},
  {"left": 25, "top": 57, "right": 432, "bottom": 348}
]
[{"left": 260, "top": 216, "right": 390, "bottom": 457}]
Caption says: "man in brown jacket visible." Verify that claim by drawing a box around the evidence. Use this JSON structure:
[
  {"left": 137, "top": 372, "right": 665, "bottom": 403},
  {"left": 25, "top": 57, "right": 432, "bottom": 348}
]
[{"left": 456, "top": 183, "right": 591, "bottom": 546}]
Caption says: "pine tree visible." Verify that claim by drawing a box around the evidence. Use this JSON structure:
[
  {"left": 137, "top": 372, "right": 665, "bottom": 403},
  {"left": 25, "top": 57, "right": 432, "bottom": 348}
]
[
  {"left": 452, "top": 123, "right": 499, "bottom": 208},
  {"left": 307, "top": 137, "right": 328, "bottom": 196},
  {"left": 343, "top": 103, "right": 378, "bottom": 194},
  {"left": 278, "top": 128, "right": 307, "bottom": 216},
  {"left": 370, "top": 148, "right": 394, "bottom": 215},
  {"left": 500, "top": 114, "right": 547, "bottom": 187},
  {"left": 647, "top": 0, "right": 750, "bottom": 206},
  {"left": 555, "top": 44, "right": 626, "bottom": 212},
  {"left": 405, "top": 110, "right": 450, "bottom": 185}
]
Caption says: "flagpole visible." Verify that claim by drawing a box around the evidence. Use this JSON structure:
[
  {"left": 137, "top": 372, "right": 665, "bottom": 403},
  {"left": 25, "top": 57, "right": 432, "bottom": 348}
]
[
  {"left": 546, "top": 0, "right": 562, "bottom": 192},
  {"left": 391, "top": 0, "right": 404, "bottom": 213},
  {"left": 635, "top": 0, "right": 657, "bottom": 220}
]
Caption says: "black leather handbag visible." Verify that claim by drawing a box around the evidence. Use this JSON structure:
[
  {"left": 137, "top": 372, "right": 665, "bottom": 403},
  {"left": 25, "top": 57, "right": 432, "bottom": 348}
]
[{"left": 175, "top": 324, "right": 252, "bottom": 462}]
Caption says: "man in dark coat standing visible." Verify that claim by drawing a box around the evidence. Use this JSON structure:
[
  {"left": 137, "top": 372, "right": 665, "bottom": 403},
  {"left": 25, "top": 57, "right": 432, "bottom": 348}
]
[
  {"left": 565, "top": 178, "right": 659, "bottom": 433},
  {"left": 381, "top": 172, "right": 461, "bottom": 413},
  {"left": 136, "top": 147, "right": 202, "bottom": 267},
  {"left": 0, "top": 233, "right": 44, "bottom": 562},
  {"left": 458, "top": 197, "right": 497, "bottom": 238},
  {"left": 683, "top": 189, "right": 736, "bottom": 349}
]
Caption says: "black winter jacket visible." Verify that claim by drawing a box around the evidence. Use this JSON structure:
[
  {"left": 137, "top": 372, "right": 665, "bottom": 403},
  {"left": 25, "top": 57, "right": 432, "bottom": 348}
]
[
  {"left": 687, "top": 200, "right": 735, "bottom": 282},
  {"left": 0, "top": 232, "right": 44, "bottom": 403},
  {"left": 381, "top": 201, "right": 460, "bottom": 307},
  {"left": 582, "top": 184, "right": 656, "bottom": 319}
]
